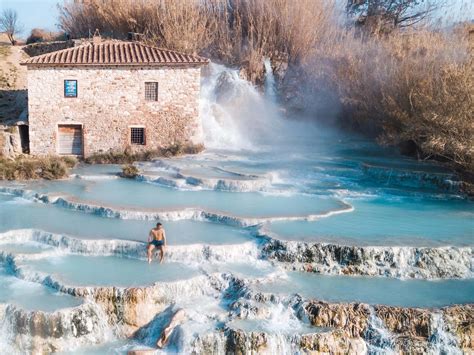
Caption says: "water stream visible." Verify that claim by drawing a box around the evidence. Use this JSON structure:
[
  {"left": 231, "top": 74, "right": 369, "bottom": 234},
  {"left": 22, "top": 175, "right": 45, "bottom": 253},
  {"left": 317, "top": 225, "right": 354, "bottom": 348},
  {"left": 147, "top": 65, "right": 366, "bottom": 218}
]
[{"left": 0, "top": 63, "right": 472, "bottom": 353}]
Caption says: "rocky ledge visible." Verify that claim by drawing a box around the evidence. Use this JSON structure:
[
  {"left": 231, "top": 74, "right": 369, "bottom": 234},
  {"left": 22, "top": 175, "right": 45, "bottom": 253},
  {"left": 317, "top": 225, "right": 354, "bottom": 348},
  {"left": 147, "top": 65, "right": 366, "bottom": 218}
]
[
  {"left": 190, "top": 327, "right": 367, "bottom": 354},
  {"left": 304, "top": 301, "right": 474, "bottom": 353},
  {"left": 1, "top": 272, "right": 473, "bottom": 354},
  {"left": 262, "top": 238, "right": 474, "bottom": 279},
  {"left": 0, "top": 302, "right": 109, "bottom": 353}
]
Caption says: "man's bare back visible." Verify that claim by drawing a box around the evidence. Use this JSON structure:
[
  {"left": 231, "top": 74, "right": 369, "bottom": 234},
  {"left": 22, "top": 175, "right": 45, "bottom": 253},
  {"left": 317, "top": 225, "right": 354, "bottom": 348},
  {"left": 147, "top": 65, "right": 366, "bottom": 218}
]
[{"left": 147, "top": 223, "right": 166, "bottom": 264}]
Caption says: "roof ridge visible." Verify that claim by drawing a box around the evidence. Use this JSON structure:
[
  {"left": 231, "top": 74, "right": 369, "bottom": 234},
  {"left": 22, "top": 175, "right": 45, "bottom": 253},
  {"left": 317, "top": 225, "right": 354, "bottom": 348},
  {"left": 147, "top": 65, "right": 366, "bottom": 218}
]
[
  {"left": 21, "top": 40, "right": 209, "bottom": 66},
  {"left": 134, "top": 42, "right": 207, "bottom": 61}
]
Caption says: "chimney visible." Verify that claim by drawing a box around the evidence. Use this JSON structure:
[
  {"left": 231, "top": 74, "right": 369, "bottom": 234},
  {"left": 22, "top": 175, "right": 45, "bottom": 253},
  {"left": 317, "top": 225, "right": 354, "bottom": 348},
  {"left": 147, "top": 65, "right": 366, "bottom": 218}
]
[{"left": 92, "top": 28, "right": 101, "bottom": 44}]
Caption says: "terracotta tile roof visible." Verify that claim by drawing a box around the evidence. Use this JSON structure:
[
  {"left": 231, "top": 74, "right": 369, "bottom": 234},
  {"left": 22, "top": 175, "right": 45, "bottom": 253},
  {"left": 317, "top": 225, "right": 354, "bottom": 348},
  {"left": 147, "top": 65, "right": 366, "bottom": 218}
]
[{"left": 22, "top": 40, "right": 209, "bottom": 66}]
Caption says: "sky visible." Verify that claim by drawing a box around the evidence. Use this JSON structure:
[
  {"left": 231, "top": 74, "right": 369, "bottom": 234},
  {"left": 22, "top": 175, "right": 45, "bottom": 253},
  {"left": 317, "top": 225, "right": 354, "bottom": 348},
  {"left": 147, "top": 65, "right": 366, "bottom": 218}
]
[
  {"left": 1, "top": 0, "right": 60, "bottom": 37},
  {"left": 1, "top": 0, "right": 473, "bottom": 39}
]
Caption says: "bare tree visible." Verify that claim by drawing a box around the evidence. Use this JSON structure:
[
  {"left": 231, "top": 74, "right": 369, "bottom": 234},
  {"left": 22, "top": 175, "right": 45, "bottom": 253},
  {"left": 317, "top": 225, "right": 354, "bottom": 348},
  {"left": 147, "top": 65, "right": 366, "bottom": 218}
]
[
  {"left": 346, "top": 0, "right": 440, "bottom": 34},
  {"left": 0, "top": 9, "right": 23, "bottom": 44}
]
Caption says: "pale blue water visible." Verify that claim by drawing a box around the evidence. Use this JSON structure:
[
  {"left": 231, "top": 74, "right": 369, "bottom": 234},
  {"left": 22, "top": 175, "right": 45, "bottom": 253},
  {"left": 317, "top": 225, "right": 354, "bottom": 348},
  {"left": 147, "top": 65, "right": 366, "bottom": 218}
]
[
  {"left": 0, "top": 195, "right": 254, "bottom": 245},
  {"left": 0, "top": 242, "right": 53, "bottom": 254},
  {"left": 268, "top": 197, "right": 474, "bottom": 246},
  {"left": 256, "top": 272, "right": 474, "bottom": 308},
  {"left": 0, "top": 265, "right": 82, "bottom": 312},
  {"left": 22, "top": 177, "right": 342, "bottom": 218},
  {"left": 0, "top": 121, "right": 472, "bottom": 322},
  {"left": 20, "top": 255, "right": 200, "bottom": 287}
]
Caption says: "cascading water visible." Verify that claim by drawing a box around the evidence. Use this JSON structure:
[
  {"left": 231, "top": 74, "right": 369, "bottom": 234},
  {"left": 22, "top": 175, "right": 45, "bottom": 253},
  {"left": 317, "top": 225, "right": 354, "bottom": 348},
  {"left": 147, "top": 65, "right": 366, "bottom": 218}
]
[
  {"left": 264, "top": 58, "right": 277, "bottom": 103},
  {"left": 365, "top": 307, "right": 396, "bottom": 355},
  {"left": 428, "top": 313, "right": 462, "bottom": 355},
  {"left": 199, "top": 62, "right": 282, "bottom": 150}
]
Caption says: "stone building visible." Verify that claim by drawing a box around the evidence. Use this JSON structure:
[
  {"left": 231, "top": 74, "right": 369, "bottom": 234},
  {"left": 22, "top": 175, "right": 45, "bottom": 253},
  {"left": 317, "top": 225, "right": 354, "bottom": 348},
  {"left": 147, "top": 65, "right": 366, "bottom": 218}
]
[{"left": 21, "top": 38, "right": 208, "bottom": 157}]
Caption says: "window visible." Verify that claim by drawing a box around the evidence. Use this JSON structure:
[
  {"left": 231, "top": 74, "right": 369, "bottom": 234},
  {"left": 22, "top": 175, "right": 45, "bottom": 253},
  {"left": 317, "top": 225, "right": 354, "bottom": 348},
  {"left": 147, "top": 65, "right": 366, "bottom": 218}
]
[
  {"left": 64, "top": 80, "right": 78, "bottom": 98},
  {"left": 145, "top": 82, "right": 158, "bottom": 101},
  {"left": 130, "top": 127, "right": 145, "bottom": 145}
]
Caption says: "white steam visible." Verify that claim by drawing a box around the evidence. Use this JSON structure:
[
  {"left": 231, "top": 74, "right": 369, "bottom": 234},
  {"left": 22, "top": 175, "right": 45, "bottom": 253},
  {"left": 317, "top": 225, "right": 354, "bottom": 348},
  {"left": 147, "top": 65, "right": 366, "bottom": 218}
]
[{"left": 199, "top": 63, "right": 282, "bottom": 151}]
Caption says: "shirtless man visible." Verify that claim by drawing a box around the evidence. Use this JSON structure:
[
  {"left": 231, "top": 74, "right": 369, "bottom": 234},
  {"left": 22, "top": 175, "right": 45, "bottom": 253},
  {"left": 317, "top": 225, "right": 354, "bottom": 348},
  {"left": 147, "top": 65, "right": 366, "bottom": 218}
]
[{"left": 147, "top": 223, "right": 166, "bottom": 264}]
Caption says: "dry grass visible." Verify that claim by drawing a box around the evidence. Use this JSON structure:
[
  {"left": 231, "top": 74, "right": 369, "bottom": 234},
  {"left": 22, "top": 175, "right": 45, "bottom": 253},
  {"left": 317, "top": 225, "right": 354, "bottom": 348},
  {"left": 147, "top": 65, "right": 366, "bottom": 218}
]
[
  {"left": 0, "top": 156, "right": 77, "bottom": 180},
  {"left": 0, "top": 45, "right": 10, "bottom": 57},
  {"left": 58, "top": 0, "right": 334, "bottom": 80},
  {"left": 305, "top": 27, "right": 473, "bottom": 173}
]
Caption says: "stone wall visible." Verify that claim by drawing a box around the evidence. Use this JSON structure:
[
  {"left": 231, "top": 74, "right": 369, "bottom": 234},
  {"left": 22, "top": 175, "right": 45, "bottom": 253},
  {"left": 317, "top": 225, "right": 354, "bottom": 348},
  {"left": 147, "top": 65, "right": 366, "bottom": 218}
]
[
  {"left": 26, "top": 65, "right": 204, "bottom": 156},
  {"left": 23, "top": 41, "right": 75, "bottom": 57}
]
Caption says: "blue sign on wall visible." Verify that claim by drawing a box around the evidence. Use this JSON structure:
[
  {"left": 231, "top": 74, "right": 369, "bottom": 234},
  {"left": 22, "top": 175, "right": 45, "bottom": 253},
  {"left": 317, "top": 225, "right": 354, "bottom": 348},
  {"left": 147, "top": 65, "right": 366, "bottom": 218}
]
[{"left": 64, "top": 80, "right": 78, "bottom": 97}]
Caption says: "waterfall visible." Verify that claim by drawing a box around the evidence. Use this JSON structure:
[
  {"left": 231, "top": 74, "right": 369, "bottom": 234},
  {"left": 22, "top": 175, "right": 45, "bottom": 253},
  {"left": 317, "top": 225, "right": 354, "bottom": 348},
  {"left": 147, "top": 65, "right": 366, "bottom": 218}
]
[
  {"left": 428, "top": 313, "right": 461, "bottom": 355},
  {"left": 0, "top": 305, "right": 15, "bottom": 354},
  {"left": 199, "top": 63, "right": 282, "bottom": 151},
  {"left": 264, "top": 58, "right": 277, "bottom": 103},
  {"left": 365, "top": 307, "right": 396, "bottom": 354},
  {"left": 263, "top": 303, "right": 304, "bottom": 354}
]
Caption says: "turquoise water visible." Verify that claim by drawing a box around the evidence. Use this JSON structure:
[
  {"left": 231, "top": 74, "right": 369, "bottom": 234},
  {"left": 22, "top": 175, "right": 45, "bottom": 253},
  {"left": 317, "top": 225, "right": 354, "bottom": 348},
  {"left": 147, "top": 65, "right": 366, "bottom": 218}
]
[
  {"left": 0, "top": 195, "right": 254, "bottom": 245},
  {"left": 256, "top": 272, "right": 474, "bottom": 308},
  {"left": 268, "top": 197, "right": 474, "bottom": 246},
  {"left": 22, "top": 177, "right": 342, "bottom": 218},
  {"left": 21, "top": 255, "right": 200, "bottom": 287},
  {"left": 0, "top": 265, "right": 82, "bottom": 312},
  {"left": 0, "top": 242, "right": 53, "bottom": 254}
]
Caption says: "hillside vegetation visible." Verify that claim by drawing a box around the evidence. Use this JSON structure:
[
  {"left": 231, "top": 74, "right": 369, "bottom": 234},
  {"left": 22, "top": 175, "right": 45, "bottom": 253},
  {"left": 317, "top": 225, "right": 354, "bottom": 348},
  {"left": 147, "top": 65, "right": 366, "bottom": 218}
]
[{"left": 58, "top": 0, "right": 473, "bottom": 179}]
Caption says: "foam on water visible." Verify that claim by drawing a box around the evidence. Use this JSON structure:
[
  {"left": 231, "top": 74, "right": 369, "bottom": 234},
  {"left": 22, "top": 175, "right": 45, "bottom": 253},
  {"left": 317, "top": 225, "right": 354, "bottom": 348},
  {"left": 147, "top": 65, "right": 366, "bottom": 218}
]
[
  {"left": 230, "top": 302, "right": 316, "bottom": 335},
  {"left": 365, "top": 307, "right": 396, "bottom": 354},
  {"left": 428, "top": 313, "right": 462, "bottom": 355}
]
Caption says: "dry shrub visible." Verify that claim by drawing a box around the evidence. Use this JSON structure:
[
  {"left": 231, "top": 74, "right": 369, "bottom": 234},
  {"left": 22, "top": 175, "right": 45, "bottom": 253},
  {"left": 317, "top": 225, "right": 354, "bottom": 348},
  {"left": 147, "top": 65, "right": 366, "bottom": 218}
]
[
  {"left": 59, "top": 0, "right": 218, "bottom": 53},
  {"left": 306, "top": 28, "right": 473, "bottom": 171},
  {"left": 121, "top": 164, "right": 139, "bottom": 178},
  {"left": 58, "top": 0, "right": 334, "bottom": 76},
  {"left": 84, "top": 143, "right": 205, "bottom": 164},
  {"left": 0, "top": 156, "right": 77, "bottom": 180},
  {"left": 26, "top": 28, "right": 67, "bottom": 44}
]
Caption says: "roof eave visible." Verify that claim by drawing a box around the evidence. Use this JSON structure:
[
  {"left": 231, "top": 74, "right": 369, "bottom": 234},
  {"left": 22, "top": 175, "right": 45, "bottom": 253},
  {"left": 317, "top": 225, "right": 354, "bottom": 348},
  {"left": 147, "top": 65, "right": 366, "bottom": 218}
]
[{"left": 21, "top": 61, "right": 209, "bottom": 67}]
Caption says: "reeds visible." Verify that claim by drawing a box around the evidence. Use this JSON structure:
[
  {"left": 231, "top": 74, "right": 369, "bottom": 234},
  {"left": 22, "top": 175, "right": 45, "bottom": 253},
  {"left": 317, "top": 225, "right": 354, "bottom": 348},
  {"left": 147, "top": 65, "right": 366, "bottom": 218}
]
[
  {"left": 58, "top": 0, "right": 473, "bottom": 174},
  {"left": 306, "top": 27, "right": 473, "bottom": 171}
]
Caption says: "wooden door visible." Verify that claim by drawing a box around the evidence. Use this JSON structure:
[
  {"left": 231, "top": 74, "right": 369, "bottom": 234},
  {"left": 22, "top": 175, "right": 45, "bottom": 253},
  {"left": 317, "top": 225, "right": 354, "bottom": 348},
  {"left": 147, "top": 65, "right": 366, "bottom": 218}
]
[{"left": 58, "top": 124, "right": 83, "bottom": 155}]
